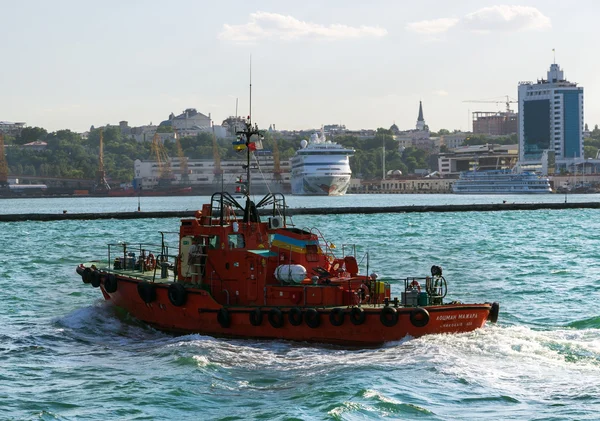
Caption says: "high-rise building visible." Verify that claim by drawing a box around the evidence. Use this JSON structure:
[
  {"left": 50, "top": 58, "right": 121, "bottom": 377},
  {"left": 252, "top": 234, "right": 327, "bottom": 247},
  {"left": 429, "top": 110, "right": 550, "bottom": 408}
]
[{"left": 518, "top": 63, "right": 584, "bottom": 167}]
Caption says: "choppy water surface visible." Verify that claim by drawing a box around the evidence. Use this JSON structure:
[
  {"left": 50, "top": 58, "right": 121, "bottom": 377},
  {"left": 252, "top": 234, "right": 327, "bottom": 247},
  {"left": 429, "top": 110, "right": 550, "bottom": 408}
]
[{"left": 2, "top": 196, "right": 600, "bottom": 420}]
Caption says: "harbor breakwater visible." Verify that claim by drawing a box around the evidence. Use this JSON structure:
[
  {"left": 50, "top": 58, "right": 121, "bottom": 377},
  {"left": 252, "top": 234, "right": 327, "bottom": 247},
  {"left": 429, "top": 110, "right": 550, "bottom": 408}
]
[{"left": 1, "top": 201, "right": 599, "bottom": 222}]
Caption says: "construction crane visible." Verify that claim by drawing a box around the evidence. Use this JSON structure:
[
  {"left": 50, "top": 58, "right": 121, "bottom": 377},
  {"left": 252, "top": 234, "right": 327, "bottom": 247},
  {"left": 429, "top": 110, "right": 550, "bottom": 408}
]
[
  {"left": 463, "top": 95, "right": 517, "bottom": 113},
  {"left": 0, "top": 133, "right": 8, "bottom": 187},
  {"left": 151, "top": 132, "right": 174, "bottom": 186},
  {"left": 212, "top": 124, "right": 223, "bottom": 179},
  {"left": 174, "top": 129, "right": 189, "bottom": 183},
  {"left": 94, "top": 129, "right": 111, "bottom": 192}
]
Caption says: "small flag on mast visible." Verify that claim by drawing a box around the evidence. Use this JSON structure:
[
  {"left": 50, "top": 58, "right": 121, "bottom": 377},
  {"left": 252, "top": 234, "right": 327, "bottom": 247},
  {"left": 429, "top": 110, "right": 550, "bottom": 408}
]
[{"left": 232, "top": 138, "right": 246, "bottom": 151}]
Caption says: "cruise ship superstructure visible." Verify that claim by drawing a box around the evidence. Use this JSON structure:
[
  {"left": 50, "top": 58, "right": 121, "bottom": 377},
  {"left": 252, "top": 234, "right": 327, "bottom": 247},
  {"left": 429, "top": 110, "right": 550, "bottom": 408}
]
[
  {"left": 452, "top": 169, "right": 552, "bottom": 194},
  {"left": 291, "top": 130, "right": 354, "bottom": 196}
]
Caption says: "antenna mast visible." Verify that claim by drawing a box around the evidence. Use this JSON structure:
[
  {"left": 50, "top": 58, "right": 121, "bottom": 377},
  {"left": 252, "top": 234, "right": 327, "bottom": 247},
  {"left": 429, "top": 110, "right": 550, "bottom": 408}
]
[
  {"left": 235, "top": 57, "right": 262, "bottom": 221},
  {"left": 249, "top": 56, "right": 252, "bottom": 121}
]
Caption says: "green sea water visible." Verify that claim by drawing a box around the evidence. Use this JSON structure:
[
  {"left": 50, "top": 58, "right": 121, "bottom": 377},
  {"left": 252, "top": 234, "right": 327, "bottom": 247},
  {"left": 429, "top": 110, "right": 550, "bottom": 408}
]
[{"left": 1, "top": 195, "right": 600, "bottom": 420}]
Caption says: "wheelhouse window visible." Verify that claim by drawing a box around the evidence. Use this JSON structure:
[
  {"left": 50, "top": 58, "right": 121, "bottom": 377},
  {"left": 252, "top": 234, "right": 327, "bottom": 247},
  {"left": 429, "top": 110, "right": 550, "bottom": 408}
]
[
  {"left": 228, "top": 234, "right": 245, "bottom": 249},
  {"left": 209, "top": 235, "right": 219, "bottom": 249},
  {"left": 306, "top": 244, "right": 319, "bottom": 262}
]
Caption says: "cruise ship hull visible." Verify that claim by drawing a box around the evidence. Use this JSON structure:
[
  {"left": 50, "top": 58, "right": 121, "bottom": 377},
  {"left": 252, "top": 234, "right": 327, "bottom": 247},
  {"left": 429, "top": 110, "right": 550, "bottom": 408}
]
[{"left": 292, "top": 175, "right": 351, "bottom": 196}]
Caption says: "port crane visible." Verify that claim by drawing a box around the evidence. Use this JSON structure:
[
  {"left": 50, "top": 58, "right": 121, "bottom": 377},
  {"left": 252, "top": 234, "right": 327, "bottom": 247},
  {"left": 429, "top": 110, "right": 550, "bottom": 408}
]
[
  {"left": 463, "top": 95, "right": 517, "bottom": 113},
  {"left": 174, "top": 129, "right": 189, "bottom": 183},
  {"left": 94, "top": 129, "right": 111, "bottom": 192},
  {"left": 151, "top": 133, "right": 174, "bottom": 186}
]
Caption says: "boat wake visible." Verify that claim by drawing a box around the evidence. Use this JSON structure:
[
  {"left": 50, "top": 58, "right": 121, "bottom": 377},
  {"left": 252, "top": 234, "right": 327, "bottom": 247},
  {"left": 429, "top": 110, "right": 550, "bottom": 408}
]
[{"left": 56, "top": 302, "right": 169, "bottom": 347}]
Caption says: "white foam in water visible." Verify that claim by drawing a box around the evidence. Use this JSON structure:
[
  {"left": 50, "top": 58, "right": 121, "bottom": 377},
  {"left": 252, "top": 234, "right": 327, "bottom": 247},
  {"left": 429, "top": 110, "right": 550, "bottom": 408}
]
[
  {"left": 192, "top": 355, "right": 211, "bottom": 367},
  {"left": 405, "top": 324, "right": 600, "bottom": 402}
]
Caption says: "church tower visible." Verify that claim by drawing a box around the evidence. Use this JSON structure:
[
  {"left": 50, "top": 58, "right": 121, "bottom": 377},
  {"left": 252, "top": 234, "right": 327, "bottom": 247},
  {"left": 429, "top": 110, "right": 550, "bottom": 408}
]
[{"left": 416, "top": 101, "right": 426, "bottom": 131}]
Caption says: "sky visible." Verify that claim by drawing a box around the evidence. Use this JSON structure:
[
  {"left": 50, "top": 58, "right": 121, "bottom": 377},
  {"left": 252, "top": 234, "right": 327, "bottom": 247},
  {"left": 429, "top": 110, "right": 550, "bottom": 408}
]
[{"left": 1, "top": 0, "right": 598, "bottom": 134}]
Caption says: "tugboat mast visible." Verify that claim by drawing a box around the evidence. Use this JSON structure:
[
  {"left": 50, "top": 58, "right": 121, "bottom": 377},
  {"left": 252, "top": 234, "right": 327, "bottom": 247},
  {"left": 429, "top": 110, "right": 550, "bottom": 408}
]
[
  {"left": 236, "top": 119, "right": 261, "bottom": 222},
  {"left": 236, "top": 59, "right": 262, "bottom": 222}
]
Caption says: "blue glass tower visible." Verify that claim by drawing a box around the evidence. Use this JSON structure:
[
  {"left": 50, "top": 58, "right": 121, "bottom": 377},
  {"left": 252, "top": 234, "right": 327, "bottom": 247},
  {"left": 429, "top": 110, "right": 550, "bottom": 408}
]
[{"left": 518, "top": 63, "right": 584, "bottom": 168}]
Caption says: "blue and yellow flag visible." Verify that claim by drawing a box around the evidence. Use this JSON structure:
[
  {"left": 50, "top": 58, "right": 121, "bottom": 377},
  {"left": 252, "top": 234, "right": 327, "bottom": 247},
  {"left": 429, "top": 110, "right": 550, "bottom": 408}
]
[{"left": 232, "top": 139, "right": 246, "bottom": 151}]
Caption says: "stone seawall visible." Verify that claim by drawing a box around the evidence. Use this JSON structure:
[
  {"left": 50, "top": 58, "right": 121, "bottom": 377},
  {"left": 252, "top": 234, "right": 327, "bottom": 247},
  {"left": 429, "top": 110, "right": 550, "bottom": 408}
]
[{"left": 1, "top": 201, "right": 599, "bottom": 222}]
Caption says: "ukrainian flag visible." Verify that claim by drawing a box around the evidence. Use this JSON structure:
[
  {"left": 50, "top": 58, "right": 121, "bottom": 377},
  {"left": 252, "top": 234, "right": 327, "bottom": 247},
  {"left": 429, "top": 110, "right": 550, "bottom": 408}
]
[
  {"left": 271, "top": 234, "right": 320, "bottom": 254},
  {"left": 232, "top": 139, "right": 246, "bottom": 151}
]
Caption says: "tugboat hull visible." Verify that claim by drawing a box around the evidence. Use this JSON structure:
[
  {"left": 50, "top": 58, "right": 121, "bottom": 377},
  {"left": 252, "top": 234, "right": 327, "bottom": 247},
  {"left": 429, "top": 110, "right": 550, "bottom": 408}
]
[{"left": 88, "top": 272, "right": 494, "bottom": 346}]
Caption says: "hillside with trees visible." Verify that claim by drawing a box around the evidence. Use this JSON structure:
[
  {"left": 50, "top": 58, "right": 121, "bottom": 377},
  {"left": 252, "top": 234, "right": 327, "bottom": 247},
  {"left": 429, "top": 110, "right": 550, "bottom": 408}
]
[{"left": 4, "top": 124, "right": 600, "bottom": 183}]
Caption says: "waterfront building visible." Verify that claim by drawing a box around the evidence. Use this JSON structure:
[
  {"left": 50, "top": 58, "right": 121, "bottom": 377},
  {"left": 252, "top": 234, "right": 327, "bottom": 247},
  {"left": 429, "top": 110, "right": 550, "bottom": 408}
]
[
  {"left": 133, "top": 153, "right": 291, "bottom": 193},
  {"left": 437, "top": 144, "right": 518, "bottom": 176},
  {"left": 518, "top": 62, "right": 584, "bottom": 169},
  {"left": 348, "top": 176, "right": 453, "bottom": 194}
]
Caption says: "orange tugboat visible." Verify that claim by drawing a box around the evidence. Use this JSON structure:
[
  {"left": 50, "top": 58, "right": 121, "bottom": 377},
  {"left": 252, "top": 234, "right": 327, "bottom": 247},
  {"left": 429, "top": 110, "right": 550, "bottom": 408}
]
[{"left": 76, "top": 119, "right": 499, "bottom": 346}]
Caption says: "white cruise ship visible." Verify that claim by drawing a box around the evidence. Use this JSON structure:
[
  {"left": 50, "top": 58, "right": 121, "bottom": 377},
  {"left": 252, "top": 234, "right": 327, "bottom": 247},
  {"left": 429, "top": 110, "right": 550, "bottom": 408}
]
[
  {"left": 291, "top": 130, "right": 354, "bottom": 196},
  {"left": 452, "top": 169, "right": 552, "bottom": 194}
]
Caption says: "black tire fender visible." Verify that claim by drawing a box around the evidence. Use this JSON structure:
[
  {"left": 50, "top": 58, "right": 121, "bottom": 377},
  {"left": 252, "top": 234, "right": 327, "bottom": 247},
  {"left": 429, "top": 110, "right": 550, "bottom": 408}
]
[
  {"left": 329, "top": 308, "right": 345, "bottom": 327},
  {"left": 349, "top": 307, "right": 366, "bottom": 325},
  {"left": 168, "top": 283, "right": 187, "bottom": 307},
  {"left": 409, "top": 307, "right": 430, "bottom": 328},
  {"left": 305, "top": 308, "right": 321, "bottom": 329},
  {"left": 217, "top": 307, "right": 230, "bottom": 328},
  {"left": 268, "top": 308, "right": 284, "bottom": 328},
  {"left": 288, "top": 307, "right": 303, "bottom": 326},
  {"left": 104, "top": 274, "right": 118, "bottom": 293},
  {"left": 249, "top": 308, "right": 263, "bottom": 326},
  {"left": 380, "top": 306, "right": 398, "bottom": 327},
  {"left": 82, "top": 267, "right": 92, "bottom": 284},
  {"left": 488, "top": 302, "right": 500, "bottom": 324},
  {"left": 137, "top": 281, "right": 156, "bottom": 304},
  {"left": 91, "top": 271, "right": 102, "bottom": 288}
]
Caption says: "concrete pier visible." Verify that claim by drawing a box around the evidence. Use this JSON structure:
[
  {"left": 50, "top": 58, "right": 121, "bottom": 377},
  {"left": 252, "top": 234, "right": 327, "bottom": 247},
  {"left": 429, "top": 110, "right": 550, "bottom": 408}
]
[{"left": 1, "top": 201, "right": 599, "bottom": 222}]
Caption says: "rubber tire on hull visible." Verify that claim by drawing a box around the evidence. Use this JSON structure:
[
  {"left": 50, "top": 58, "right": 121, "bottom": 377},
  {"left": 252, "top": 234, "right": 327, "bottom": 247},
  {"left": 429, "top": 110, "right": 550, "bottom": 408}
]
[
  {"left": 409, "top": 307, "right": 430, "bottom": 328},
  {"left": 217, "top": 308, "right": 230, "bottom": 328},
  {"left": 329, "top": 308, "right": 345, "bottom": 327},
  {"left": 268, "top": 308, "right": 284, "bottom": 328},
  {"left": 380, "top": 307, "right": 398, "bottom": 327},
  {"left": 349, "top": 307, "right": 366, "bottom": 325},
  {"left": 305, "top": 308, "right": 321, "bottom": 329},
  {"left": 91, "top": 271, "right": 102, "bottom": 288},
  {"left": 104, "top": 274, "right": 118, "bottom": 293},
  {"left": 488, "top": 302, "right": 500, "bottom": 323},
  {"left": 168, "top": 283, "right": 187, "bottom": 307},
  {"left": 137, "top": 281, "right": 156, "bottom": 304},
  {"left": 288, "top": 307, "right": 303, "bottom": 326},
  {"left": 82, "top": 267, "right": 93, "bottom": 284},
  {"left": 250, "top": 308, "right": 263, "bottom": 326}
]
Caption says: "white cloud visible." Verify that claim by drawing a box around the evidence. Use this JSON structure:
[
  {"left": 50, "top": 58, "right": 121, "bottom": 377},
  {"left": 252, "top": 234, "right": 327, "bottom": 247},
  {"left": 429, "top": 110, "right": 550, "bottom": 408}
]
[
  {"left": 463, "top": 5, "right": 551, "bottom": 33},
  {"left": 405, "top": 18, "right": 459, "bottom": 35},
  {"left": 406, "top": 5, "right": 551, "bottom": 36},
  {"left": 220, "top": 11, "right": 387, "bottom": 43},
  {"left": 433, "top": 90, "right": 449, "bottom": 96}
]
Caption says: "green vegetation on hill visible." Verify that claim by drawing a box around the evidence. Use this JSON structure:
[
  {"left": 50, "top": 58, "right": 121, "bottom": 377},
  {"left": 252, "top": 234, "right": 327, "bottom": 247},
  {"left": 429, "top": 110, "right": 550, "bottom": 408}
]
[
  {"left": 4, "top": 124, "right": 600, "bottom": 182},
  {"left": 3, "top": 126, "right": 434, "bottom": 182}
]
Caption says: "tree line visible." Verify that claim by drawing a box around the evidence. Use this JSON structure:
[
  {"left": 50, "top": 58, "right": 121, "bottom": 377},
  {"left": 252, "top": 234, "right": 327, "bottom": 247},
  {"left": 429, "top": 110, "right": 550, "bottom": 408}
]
[{"left": 4, "top": 124, "right": 600, "bottom": 182}]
